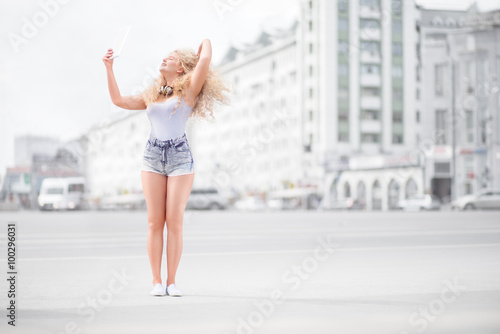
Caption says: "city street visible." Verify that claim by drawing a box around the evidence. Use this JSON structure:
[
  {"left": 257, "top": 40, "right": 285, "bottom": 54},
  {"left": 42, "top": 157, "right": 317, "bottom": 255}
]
[{"left": 0, "top": 210, "right": 499, "bottom": 334}]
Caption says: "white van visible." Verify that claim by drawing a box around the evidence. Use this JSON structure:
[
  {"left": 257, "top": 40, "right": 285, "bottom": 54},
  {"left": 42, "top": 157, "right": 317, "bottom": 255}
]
[{"left": 38, "top": 177, "right": 86, "bottom": 211}]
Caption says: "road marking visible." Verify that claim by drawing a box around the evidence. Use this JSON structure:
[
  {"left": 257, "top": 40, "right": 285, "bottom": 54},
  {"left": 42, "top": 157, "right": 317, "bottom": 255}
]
[
  {"left": 1, "top": 243, "right": 499, "bottom": 262},
  {"left": 10, "top": 228, "right": 500, "bottom": 244}
]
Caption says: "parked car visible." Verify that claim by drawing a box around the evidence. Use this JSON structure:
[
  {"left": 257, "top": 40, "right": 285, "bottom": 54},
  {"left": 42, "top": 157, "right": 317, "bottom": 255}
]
[
  {"left": 266, "top": 198, "right": 284, "bottom": 210},
  {"left": 397, "top": 194, "right": 441, "bottom": 211},
  {"left": 451, "top": 189, "right": 500, "bottom": 210},
  {"left": 186, "top": 187, "right": 229, "bottom": 210},
  {"left": 266, "top": 198, "right": 302, "bottom": 210},
  {"left": 323, "top": 197, "right": 355, "bottom": 210},
  {"left": 98, "top": 193, "right": 146, "bottom": 210},
  {"left": 38, "top": 177, "right": 86, "bottom": 211},
  {"left": 233, "top": 196, "right": 267, "bottom": 211}
]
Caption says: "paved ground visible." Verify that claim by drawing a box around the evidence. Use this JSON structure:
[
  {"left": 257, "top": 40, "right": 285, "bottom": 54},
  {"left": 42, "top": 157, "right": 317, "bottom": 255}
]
[{"left": 0, "top": 209, "right": 499, "bottom": 334}]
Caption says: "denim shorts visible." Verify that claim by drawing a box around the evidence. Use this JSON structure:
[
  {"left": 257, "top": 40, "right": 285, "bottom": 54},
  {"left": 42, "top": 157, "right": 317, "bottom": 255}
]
[{"left": 141, "top": 133, "right": 194, "bottom": 176}]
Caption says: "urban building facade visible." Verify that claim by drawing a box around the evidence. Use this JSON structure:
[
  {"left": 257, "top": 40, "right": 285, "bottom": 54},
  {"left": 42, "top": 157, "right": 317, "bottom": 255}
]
[
  {"left": 190, "top": 0, "right": 424, "bottom": 210},
  {"left": 0, "top": 135, "right": 83, "bottom": 209},
  {"left": 79, "top": 1, "right": 500, "bottom": 209},
  {"left": 420, "top": 4, "right": 500, "bottom": 199},
  {"left": 300, "top": 0, "right": 422, "bottom": 210}
]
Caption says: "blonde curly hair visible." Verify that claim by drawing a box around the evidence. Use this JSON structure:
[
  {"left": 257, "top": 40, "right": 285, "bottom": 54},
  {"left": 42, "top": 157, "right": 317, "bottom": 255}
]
[{"left": 141, "top": 48, "right": 231, "bottom": 120}]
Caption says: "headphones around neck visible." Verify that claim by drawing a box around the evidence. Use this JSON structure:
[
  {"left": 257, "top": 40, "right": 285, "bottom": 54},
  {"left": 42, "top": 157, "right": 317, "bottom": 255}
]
[{"left": 159, "top": 85, "right": 173, "bottom": 96}]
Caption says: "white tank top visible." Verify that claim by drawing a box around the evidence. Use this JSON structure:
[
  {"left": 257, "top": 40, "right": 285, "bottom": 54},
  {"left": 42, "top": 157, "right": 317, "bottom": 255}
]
[{"left": 146, "top": 96, "right": 193, "bottom": 141}]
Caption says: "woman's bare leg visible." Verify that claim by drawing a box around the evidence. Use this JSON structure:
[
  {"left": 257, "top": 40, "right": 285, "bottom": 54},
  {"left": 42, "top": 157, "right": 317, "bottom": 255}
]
[
  {"left": 141, "top": 171, "right": 167, "bottom": 285},
  {"left": 165, "top": 173, "right": 194, "bottom": 286}
]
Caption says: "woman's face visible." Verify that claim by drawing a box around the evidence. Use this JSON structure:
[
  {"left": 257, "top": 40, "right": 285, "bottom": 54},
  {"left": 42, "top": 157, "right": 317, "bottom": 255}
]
[{"left": 160, "top": 52, "right": 182, "bottom": 75}]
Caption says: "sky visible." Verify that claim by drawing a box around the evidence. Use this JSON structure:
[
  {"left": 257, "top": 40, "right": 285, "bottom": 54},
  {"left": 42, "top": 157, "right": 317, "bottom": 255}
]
[{"left": 0, "top": 0, "right": 499, "bottom": 180}]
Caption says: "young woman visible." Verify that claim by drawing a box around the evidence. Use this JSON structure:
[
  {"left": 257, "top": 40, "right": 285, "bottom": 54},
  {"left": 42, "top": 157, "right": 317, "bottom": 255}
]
[{"left": 102, "top": 39, "right": 229, "bottom": 297}]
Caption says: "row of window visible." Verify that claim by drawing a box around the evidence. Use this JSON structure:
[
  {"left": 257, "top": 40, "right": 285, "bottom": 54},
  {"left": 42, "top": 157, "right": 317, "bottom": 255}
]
[
  {"left": 434, "top": 58, "right": 491, "bottom": 97},
  {"left": 338, "top": 109, "right": 405, "bottom": 121},
  {"left": 338, "top": 18, "right": 402, "bottom": 33},
  {"left": 246, "top": 71, "right": 297, "bottom": 97},
  {"left": 337, "top": 0, "right": 350, "bottom": 144},
  {"left": 435, "top": 109, "right": 487, "bottom": 145},
  {"left": 340, "top": 179, "right": 418, "bottom": 205},
  {"left": 338, "top": 41, "right": 403, "bottom": 56},
  {"left": 358, "top": 0, "right": 402, "bottom": 14},
  {"left": 337, "top": 0, "right": 401, "bottom": 146},
  {"left": 339, "top": 0, "right": 389, "bottom": 12},
  {"left": 337, "top": 133, "right": 404, "bottom": 144},
  {"left": 338, "top": 63, "right": 402, "bottom": 77},
  {"left": 338, "top": 109, "right": 403, "bottom": 122}
]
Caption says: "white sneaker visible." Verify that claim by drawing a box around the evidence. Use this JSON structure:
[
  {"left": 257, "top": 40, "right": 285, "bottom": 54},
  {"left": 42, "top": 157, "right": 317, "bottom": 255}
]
[
  {"left": 166, "top": 283, "right": 182, "bottom": 297},
  {"left": 150, "top": 283, "right": 164, "bottom": 296}
]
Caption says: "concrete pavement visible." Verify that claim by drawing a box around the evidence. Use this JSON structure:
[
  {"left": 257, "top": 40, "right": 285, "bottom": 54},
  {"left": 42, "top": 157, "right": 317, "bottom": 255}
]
[{"left": 0, "top": 210, "right": 499, "bottom": 334}]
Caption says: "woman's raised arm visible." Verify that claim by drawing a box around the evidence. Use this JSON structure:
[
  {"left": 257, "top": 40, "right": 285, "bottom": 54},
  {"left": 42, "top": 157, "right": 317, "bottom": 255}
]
[
  {"left": 186, "top": 39, "right": 212, "bottom": 99},
  {"left": 102, "top": 48, "right": 146, "bottom": 110}
]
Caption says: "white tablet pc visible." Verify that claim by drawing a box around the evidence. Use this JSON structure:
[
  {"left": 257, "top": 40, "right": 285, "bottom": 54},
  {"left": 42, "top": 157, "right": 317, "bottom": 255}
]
[{"left": 110, "top": 25, "right": 131, "bottom": 59}]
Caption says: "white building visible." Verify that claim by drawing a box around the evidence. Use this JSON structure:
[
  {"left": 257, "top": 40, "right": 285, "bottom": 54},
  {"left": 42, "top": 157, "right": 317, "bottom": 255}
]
[
  {"left": 14, "top": 135, "right": 61, "bottom": 167},
  {"left": 419, "top": 8, "right": 467, "bottom": 200},
  {"left": 301, "top": 0, "right": 422, "bottom": 210},
  {"left": 190, "top": 0, "right": 423, "bottom": 210},
  {"left": 420, "top": 4, "right": 500, "bottom": 198}
]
